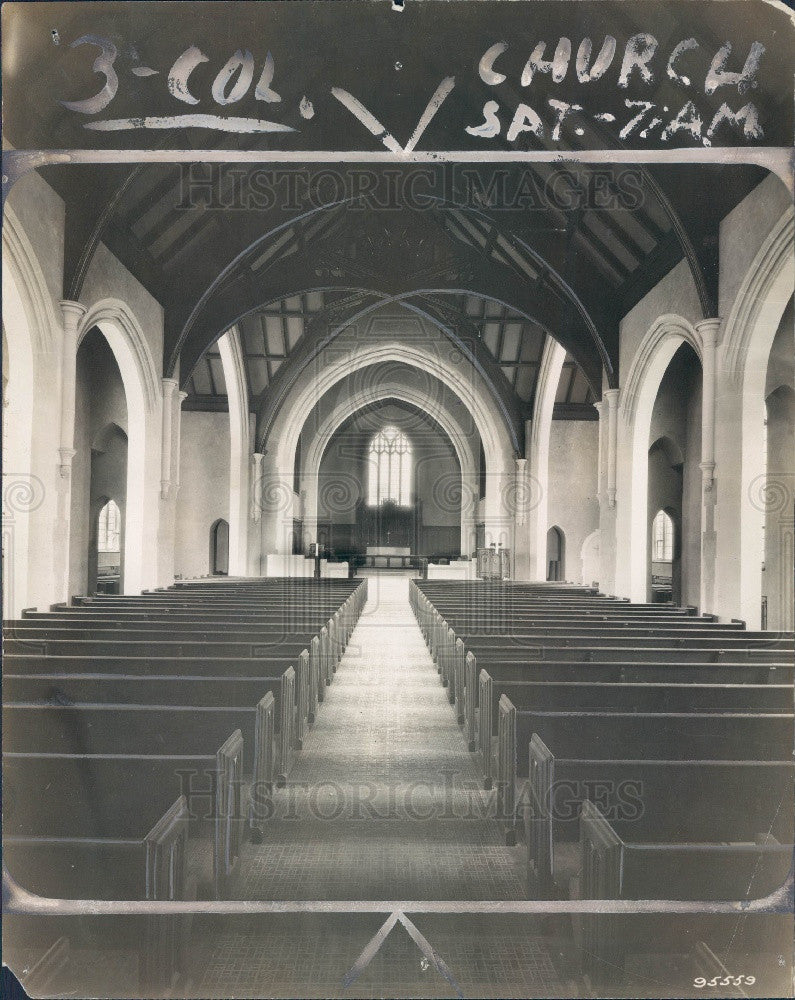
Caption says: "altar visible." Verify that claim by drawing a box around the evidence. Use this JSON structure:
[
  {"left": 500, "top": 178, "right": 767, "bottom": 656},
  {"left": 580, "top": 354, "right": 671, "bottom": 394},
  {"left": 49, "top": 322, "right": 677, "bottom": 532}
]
[{"left": 364, "top": 545, "right": 415, "bottom": 569}]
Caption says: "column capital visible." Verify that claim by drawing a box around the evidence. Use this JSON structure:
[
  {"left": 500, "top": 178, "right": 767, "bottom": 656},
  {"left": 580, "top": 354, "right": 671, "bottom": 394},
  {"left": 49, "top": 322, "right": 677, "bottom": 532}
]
[
  {"left": 59, "top": 300, "right": 87, "bottom": 330},
  {"left": 700, "top": 460, "right": 717, "bottom": 495},
  {"left": 161, "top": 377, "right": 179, "bottom": 395},
  {"left": 603, "top": 387, "right": 620, "bottom": 406},
  {"left": 696, "top": 317, "right": 722, "bottom": 348},
  {"left": 178, "top": 390, "right": 188, "bottom": 404},
  {"left": 58, "top": 447, "right": 76, "bottom": 478},
  {"left": 514, "top": 457, "right": 527, "bottom": 470}
]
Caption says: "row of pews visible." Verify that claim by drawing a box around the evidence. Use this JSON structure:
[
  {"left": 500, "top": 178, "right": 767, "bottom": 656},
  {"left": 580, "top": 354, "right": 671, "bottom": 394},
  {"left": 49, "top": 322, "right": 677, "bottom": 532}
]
[
  {"left": 410, "top": 579, "right": 794, "bottom": 992},
  {"left": 2, "top": 576, "right": 367, "bottom": 992}
]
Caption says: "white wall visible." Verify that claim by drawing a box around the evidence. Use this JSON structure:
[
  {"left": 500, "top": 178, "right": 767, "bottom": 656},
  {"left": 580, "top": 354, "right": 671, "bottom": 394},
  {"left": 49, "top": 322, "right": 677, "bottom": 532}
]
[
  {"left": 546, "top": 420, "right": 599, "bottom": 584},
  {"left": 174, "top": 411, "right": 231, "bottom": 579},
  {"left": 619, "top": 259, "right": 703, "bottom": 381}
]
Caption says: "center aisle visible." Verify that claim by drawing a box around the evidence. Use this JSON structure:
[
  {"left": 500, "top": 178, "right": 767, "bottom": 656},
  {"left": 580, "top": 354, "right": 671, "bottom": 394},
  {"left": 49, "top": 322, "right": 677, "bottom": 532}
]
[
  {"left": 233, "top": 571, "right": 524, "bottom": 901},
  {"left": 196, "top": 572, "right": 576, "bottom": 998}
]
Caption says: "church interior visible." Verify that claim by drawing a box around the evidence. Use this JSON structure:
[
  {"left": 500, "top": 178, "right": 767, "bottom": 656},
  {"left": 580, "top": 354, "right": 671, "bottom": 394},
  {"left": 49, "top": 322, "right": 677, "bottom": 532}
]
[{"left": 2, "top": 5, "right": 795, "bottom": 996}]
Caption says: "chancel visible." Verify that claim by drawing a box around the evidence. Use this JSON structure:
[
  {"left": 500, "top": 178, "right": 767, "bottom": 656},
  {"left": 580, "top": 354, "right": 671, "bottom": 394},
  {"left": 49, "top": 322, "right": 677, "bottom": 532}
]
[{"left": 2, "top": 3, "right": 794, "bottom": 998}]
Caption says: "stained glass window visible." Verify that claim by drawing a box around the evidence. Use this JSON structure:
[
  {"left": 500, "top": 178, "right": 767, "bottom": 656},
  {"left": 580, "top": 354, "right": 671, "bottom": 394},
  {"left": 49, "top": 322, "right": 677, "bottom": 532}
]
[
  {"left": 652, "top": 509, "right": 673, "bottom": 561},
  {"left": 98, "top": 499, "right": 121, "bottom": 552},
  {"left": 368, "top": 426, "right": 412, "bottom": 506}
]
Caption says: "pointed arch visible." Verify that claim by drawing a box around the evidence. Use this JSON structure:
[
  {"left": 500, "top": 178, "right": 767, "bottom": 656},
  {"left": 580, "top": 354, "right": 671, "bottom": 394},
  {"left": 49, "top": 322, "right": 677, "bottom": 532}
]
[
  {"left": 720, "top": 208, "right": 795, "bottom": 625},
  {"left": 616, "top": 316, "right": 704, "bottom": 602},
  {"left": 301, "top": 379, "right": 477, "bottom": 556},
  {"left": 76, "top": 300, "right": 159, "bottom": 594}
]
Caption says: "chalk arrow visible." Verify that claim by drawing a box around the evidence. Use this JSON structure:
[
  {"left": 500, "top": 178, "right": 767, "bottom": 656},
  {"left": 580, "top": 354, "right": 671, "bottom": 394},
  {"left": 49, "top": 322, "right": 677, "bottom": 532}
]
[
  {"left": 331, "top": 77, "right": 455, "bottom": 154},
  {"left": 342, "top": 909, "right": 463, "bottom": 996}
]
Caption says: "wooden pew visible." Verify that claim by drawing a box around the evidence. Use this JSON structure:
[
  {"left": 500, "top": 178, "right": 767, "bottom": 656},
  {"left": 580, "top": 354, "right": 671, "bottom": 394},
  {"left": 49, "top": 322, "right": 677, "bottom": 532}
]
[
  {"left": 4, "top": 635, "right": 321, "bottom": 658},
  {"left": 4, "top": 734, "right": 245, "bottom": 901},
  {"left": 467, "top": 659, "right": 793, "bottom": 761},
  {"left": 4, "top": 705, "right": 257, "bottom": 756},
  {"left": 5, "top": 648, "right": 321, "bottom": 734},
  {"left": 5, "top": 799, "right": 193, "bottom": 995},
  {"left": 492, "top": 700, "right": 794, "bottom": 839},
  {"left": 4, "top": 668, "right": 295, "bottom": 786},
  {"left": 484, "top": 678, "right": 792, "bottom": 723},
  {"left": 4, "top": 797, "right": 190, "bottom": 900},
  {"left": 472, "top": 674, "right": 792, "bottom": 785},
  {"left": 522, "top": 734, "right": 795, "bottom": 893},
  {"left": 577, "top": 801, "right": 793, "bottom": 990},
  {"left": 4, "top": 672, "right": 287, "bottom": 707}
]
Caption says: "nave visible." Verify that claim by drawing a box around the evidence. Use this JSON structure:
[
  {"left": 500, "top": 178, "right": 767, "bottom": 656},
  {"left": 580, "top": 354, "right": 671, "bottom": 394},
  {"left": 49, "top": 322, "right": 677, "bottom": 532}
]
[{"left": 194, "top": 571, "right": 574, "bottom": 998}]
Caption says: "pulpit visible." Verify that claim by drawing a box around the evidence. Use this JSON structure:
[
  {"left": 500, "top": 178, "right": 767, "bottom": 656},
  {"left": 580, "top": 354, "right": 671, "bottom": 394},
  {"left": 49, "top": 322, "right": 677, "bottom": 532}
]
[{"left": 477, "top": 546, "right": 511, "bottom": 580}]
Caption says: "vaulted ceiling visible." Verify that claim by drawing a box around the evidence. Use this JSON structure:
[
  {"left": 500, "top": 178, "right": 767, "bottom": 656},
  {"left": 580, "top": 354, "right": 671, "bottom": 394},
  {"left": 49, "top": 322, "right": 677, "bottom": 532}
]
[{"left": 184, "top": 287, "right": 596, "bottom": 419}]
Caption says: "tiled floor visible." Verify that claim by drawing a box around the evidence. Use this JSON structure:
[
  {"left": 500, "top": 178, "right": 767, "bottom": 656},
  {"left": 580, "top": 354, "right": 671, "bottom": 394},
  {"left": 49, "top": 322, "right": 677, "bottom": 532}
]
[
  {"left": 195, "top": 572, "right": 575, "bottom": 997},
  {"left": 193, "top": 913, "right": 578, "bottom": 998},
  {"left": 227, "top": 571, "right": 525, "bottom": 902}
]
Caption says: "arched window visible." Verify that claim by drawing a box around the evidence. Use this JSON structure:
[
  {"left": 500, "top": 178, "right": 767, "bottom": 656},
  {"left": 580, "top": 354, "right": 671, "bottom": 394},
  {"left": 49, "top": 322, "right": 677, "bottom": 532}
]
[
  {"left": 368, "top": 426, "right": 412, "bottom": 506},
  {"left": 652, "top": 509, "right": 674, "bottom": 562},
  {"left": 97, "top": 500, "right": 121, "bottom": 552}
]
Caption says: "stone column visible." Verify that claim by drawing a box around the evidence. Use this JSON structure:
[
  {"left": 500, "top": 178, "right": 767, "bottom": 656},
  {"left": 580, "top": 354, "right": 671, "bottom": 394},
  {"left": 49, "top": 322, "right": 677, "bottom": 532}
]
[
  {"left": 597, "top": 392, "right": 619, "bottom": 596},
  {"left": 173, "top": 391, "right": 188, "bottom": 492},
  {"left": 697, "top": 318, "right": 721, "bottom": 614},
  {"left": 55, "top": 301, "right": 86, "bottom": 601},
  {"left": 513, "top": 457, "right": 531, "bottom": 580},
  {"left": 157, "top": 387, "right": 187, "bottom": 586},
  {"left": 250, "top": 452, "right": 264, "bottom": 522},
  {"left": 58, "top": 301, "right": 86, "bottom": 478},
  {"left": 160, "top": 378, "right": 178, "bottom": 499},
  {"left": 593, "top": 400, "right": 605, "bottom": 503},
  {"left": 604, "top": 388, "right": 619, "bottom": 510},
  {"left": 258, "top": 450, "right": 294, "bottom": 558},
  {"left": 698, "top": 319, "right": 720, "bottom": 494}
]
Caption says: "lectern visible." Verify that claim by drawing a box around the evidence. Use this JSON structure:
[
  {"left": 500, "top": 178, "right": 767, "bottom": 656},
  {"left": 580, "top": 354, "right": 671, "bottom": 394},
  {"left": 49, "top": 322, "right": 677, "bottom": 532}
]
[{"left": 477, "top": 546, "right": 511, "bottom": 580}]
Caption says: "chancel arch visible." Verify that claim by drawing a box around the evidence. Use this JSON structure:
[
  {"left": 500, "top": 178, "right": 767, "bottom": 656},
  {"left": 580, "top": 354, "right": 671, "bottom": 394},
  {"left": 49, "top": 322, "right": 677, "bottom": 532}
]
[
  {"left": 298, "top": 366, "right": 480, "bottom": 559},
  {"left": 260, "top": 307, "right": 516, "bottom": 556},
  {"left": 526, "top": 337, "right": 567, "bottom": 580},
  {"left": 312, "top": 400, "right": 463, "bottom": 561}
]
